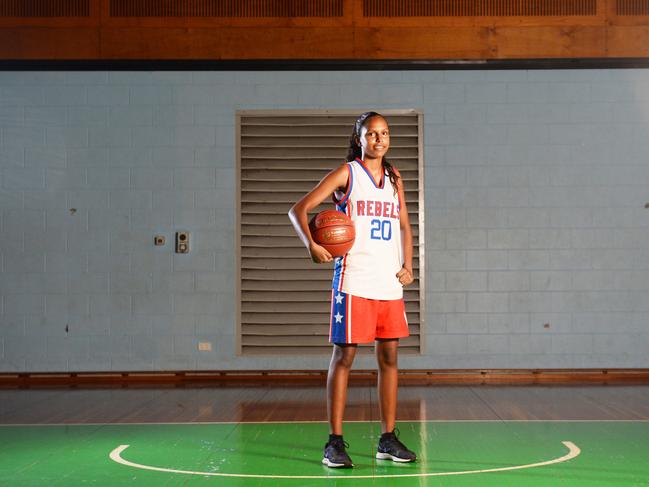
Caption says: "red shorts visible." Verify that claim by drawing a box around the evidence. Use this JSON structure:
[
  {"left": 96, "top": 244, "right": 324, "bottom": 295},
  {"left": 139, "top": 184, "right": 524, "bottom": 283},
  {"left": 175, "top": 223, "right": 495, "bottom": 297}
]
[{"left": 329, "top": 290, "right": 409, "bottom": 344}]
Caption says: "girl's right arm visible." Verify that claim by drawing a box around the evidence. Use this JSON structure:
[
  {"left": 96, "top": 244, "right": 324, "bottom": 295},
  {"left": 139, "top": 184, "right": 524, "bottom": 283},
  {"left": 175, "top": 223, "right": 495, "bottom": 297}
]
[{"left": 288, "top": 164, "right": 350, "bottom": 264}]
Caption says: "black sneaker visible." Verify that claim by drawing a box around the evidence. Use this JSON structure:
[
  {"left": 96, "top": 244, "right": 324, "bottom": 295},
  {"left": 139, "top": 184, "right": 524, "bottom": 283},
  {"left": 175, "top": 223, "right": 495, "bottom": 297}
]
[
  {"left": 376, "top": 429, "right": 417, "bottom": 462},
  {"left": 322, "top": 437, "right": 354, "bottom": 468}
]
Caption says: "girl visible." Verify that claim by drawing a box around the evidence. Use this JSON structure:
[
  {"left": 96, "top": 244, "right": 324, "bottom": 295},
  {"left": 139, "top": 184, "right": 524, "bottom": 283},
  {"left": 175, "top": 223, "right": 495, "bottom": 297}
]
[{"left": 288, "top": 112, "right": 417, "bottom": 468}]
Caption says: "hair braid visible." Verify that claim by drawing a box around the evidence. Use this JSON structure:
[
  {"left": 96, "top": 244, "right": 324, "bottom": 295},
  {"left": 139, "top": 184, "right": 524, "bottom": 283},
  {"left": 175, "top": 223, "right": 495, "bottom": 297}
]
[{"left": 382, "top": 158, "right": 400, "bottom": 196}]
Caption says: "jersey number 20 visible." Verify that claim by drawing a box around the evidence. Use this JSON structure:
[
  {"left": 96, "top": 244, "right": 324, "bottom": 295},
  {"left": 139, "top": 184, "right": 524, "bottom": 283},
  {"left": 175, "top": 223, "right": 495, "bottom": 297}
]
[{"left": 370, "top": 219, "right": 392, "bottom": 241}]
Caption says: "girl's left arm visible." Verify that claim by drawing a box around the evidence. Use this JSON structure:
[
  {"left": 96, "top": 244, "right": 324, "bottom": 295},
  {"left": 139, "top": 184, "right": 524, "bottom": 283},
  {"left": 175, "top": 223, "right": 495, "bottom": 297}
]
[{"left": 394, "top": 168, "right": 414, "bottom": 287}]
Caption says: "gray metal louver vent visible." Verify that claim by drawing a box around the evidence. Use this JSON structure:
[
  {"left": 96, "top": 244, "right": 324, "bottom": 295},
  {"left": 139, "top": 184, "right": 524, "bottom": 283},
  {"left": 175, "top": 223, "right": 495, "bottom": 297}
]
[{"left": 237, "top": 111, "right": 424, "bottom": 355}]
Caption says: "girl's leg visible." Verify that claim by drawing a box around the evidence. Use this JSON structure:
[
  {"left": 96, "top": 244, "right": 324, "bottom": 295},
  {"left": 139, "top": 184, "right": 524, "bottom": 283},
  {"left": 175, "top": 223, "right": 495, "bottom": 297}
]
[
  {"left": 375, "top": 338, "right": 399, "bottom": 433},
  {"left": 327, "top": 343, "right": 357, "bottom": 435}
]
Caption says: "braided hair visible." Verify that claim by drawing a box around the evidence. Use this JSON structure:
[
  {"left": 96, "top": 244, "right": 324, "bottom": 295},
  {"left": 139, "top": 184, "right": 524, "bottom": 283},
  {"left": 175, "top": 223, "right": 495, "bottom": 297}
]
[{"left": 346, "top": 111, "right": 400, "bottom": 196}]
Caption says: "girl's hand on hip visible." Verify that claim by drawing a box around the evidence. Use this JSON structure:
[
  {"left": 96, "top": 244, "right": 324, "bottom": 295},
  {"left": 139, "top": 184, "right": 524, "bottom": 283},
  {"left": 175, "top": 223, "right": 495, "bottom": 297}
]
[
  {"left": 309, "top": 242, "right": 333, "bottom": 264},
  {"left": 396, "top": 266, "right": 414, "bottom": 286}
]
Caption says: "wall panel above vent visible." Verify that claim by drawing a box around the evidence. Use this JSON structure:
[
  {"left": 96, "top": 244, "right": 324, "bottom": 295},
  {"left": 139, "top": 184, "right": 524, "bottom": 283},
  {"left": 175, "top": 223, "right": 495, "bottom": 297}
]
[
  {"left": 110, "top": 0, "right": 343, "bottom": 17},
  {"left": 363, "top": 0, "right": 597, "bottom": 17},
  {"left": 617, "top": 0, "right": 649, "bottom": 15},
  {"left": 0, "top": 0, "right": 90, "bottom": 17},
  {"left": 3, "top": 0, "right": 649, "bottom": 59}
]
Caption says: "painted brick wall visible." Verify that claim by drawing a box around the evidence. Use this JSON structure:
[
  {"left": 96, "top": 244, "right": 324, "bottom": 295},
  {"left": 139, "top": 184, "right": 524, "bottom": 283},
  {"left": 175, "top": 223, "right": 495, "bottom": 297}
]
[{"left": 1, "top": 69, "right": 648, "bottom": 371}]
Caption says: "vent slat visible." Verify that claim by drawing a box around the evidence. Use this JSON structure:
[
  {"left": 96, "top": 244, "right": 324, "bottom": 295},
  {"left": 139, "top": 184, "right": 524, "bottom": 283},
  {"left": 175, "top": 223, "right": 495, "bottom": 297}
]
[
  {"left": 242, "top": 290, "right": 421, "bottom": 301},
  {"left": 242, "top": 268, "right": 421, "bottom": 279},
  {"left": 241, "top": 168, "right": 418, "bottom": 179},
  {"left": 242, "top": 346, "right": 420, "bottom": 354},
  {"left": 242, "top": 312, "right": 420, "bottom": 324},
  {"left": 241, "top": 256, "right": 420, "bottom": 269},
  {"left": 242, "top": 125, "right": 419, "bottom": 137},
  {"left": 242, "top": 147, "right": 418, "bottom": 159},
  {"left": 242, "top": 324, "right": 420, "bottom": 336},
  {"left": 241, "top": 161, "right": 419, "bottom": 172},
  {"left": 241, "top": 279, "right": 420, "bottom": 292},
  {"left": 242, "top": 301, "right": 420, "bottom": 313},
  {"left": 240, "top": 189, "right": 419, "bottom": 203},
  {"left": 242, "top": 335, "right": 419, "bottom": 346},
  {"left": 242, "top": 178, "right": 419, "bottom": 189},
  {"left": 242, "top": 116, "right": 418, "bottom": 126},
  {"left": 241, "top": 203, "right": 419, "bottom": 214},
  {"left": 241, "top": 136, "right": 417, "bottom": 148},
  {"left": 241, "top": 213, "right": 418, "bottom": 226},
  {"left": 241, "top": 235, "right": 420, "bottom": 247},
  {"left": 242, "top": 224, "right": 419, "bottom": 237}
]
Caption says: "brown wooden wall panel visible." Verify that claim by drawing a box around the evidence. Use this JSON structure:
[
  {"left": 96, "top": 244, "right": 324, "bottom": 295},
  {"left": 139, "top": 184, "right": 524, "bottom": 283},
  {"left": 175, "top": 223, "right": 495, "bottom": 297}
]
[
  {"left": 0, "top": 27, "right": 99, "bottom": 58},
  {"left": 608, "top": 25, "right": 649, "bottom": 54},
  {"left": 357, "top": 8, "right": 607, "bottom": 27},
  {"left": 351, "top": 26, "right": 609, "bottom": 58},
  {"left": 100, "top": 27, "right": 355, "bottom": 59},
  {"left": 493, "top": 26, "right": 607, "bottom": 57},
  {"left": 0, "top": 0, "right": 648, "bottom": 60},
  {"left": 352, "top": 27, "right": 495, "bottom": 58}
]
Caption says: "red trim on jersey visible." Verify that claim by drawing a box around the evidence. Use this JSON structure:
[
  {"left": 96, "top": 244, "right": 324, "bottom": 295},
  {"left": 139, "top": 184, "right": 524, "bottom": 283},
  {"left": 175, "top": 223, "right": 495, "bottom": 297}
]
[
  {"left": 355, "top": 157, "right": 385, "bottom": 189},
  {"left": 331, "top": 163, "right": 352, "bottom": 206}
]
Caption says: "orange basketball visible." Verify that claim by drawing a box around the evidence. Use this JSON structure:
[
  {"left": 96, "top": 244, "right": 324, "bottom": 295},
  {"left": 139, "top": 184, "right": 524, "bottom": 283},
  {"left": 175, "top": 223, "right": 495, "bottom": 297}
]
[{"left": 309, "top": 210, "right": 355, "bottom": 257}]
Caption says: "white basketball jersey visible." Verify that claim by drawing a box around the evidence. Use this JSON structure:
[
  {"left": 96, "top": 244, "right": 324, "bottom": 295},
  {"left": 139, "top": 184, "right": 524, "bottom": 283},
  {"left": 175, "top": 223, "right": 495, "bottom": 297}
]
[{"left": 332, "top": 158, "right": 403, "bottom": 300}]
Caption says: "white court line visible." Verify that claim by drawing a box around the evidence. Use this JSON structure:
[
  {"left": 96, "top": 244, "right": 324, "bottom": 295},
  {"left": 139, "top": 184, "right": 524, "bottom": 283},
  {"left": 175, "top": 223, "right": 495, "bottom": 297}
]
[
  {"left": 109, "top": 441, "right": 581, "bottom": 479},
  {"left": 2, "top": 419, "right": 649, "bottom": 426}
]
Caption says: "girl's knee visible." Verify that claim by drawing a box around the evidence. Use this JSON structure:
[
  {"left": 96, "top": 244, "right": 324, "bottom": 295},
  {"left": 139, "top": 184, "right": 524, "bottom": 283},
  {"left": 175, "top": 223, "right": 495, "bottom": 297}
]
[
  {"left": 332, "top": 345, "right": 357, "bottom": 369},
  {"left": 376, "top": 343, "right": 398, "bottom": 369},
  {"left": 378, "top": 353, "right": 397, "bottom": 369}
]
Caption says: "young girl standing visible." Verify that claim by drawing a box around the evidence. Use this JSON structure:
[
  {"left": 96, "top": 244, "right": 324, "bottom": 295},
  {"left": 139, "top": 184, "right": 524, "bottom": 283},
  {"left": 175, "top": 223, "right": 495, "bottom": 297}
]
[{"left": 288, "top": 112, "right": 417, "bottom": 468}]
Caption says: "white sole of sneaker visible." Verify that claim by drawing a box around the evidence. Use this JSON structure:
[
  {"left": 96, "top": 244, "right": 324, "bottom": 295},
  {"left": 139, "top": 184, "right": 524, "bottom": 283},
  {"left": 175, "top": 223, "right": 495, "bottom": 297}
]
[
  {"left": 322, "top": 457, "right": 353, "bottom": 468},
  {"left": 376, "top": 452, "right": 415, "bottom": 462}
]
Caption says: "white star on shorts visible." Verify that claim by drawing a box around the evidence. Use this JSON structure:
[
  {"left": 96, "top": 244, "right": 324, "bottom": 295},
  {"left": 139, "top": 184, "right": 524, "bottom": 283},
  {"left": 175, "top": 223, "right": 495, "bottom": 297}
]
[
  {"left": 335, "top": 293, "right": 343, "bottom": 304},
  {"left": 334, "top": 312, "right": 343, "bottom": 323}
]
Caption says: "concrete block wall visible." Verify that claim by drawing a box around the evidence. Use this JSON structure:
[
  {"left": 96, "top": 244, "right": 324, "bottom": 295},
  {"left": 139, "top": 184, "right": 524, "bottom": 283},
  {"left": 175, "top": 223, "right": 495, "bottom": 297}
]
[{"left": 1, "top": 69, "right": 648, "bottom": 371}]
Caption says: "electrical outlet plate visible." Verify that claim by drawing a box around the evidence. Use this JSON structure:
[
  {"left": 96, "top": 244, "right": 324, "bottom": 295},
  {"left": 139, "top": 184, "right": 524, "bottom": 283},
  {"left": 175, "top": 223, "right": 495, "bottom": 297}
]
[
  {"left": 176, "top": 231, "right": 190, "bottom": 253},
  {"left": 198, "top": 341, "right": 212, "bottom": 352}
]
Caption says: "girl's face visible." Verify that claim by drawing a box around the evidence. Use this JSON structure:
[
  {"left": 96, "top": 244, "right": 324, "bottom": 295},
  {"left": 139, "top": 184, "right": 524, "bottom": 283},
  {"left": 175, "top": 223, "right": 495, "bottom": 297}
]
[{"left": 359, "top": 116, "right": 390, "bottom": 160}]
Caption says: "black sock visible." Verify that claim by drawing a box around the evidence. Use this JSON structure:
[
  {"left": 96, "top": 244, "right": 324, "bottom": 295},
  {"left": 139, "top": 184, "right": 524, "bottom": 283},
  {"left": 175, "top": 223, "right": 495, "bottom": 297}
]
[{"left": 329, "top": 434, "right": 343, "bottom": 443}]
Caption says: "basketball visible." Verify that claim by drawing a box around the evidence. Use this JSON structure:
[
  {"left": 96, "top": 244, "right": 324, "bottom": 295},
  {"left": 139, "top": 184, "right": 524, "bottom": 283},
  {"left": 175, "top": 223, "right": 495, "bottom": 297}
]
[{"left": 309, "top": 210, "right": 355, "bottom": 257}]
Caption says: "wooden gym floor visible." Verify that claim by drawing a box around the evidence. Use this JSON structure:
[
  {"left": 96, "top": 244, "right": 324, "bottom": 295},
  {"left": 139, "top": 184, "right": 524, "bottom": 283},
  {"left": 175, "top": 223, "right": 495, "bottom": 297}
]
[
  {"left": 3, "top": 384, "right": 649, "bottom": 423},
  {"left": 1, "top": 384, "right": 649, "bottom": 485}
]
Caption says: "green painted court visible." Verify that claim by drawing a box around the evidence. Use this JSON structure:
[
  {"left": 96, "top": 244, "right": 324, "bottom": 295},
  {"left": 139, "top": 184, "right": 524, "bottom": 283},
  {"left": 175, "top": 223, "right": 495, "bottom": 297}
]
[{"left": 2, "top": 421, "right": 648, "bottom": 486}]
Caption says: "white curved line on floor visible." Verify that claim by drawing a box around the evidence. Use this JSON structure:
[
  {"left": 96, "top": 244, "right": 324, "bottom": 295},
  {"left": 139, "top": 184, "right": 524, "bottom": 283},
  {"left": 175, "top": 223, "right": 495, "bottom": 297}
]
[{"left": 109, "top": 441, "right": 581, "bottom": 479}]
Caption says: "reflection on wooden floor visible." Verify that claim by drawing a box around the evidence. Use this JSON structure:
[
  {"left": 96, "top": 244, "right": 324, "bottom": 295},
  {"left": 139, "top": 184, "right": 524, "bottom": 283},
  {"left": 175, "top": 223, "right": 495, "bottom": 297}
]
[{"left": 2, "top": 385, "right": 649, "bottom": 424}]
